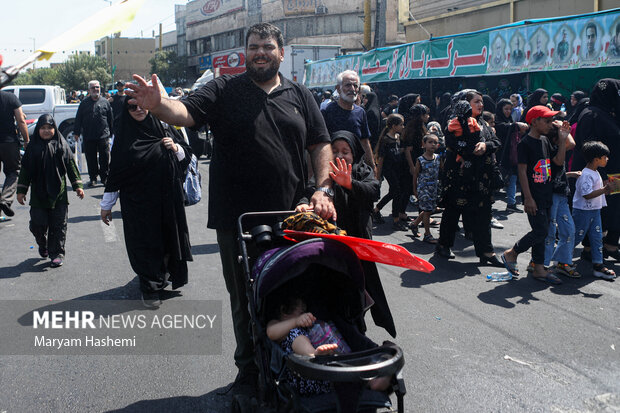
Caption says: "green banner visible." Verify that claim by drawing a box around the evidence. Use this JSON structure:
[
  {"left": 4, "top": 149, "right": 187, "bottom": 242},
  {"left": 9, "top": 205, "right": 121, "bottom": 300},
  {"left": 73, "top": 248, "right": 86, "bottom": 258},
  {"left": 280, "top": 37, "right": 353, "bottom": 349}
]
[{"left": 303, "top": 9, "right": 620, "bottom": 88}]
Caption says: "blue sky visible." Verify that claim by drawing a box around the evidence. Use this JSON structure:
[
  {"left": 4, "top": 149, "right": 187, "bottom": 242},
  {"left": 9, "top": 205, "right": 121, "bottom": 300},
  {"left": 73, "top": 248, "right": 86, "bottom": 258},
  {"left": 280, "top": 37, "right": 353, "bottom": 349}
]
[{"left": 1, "top": 0, "right": 180, "bottom": 68}]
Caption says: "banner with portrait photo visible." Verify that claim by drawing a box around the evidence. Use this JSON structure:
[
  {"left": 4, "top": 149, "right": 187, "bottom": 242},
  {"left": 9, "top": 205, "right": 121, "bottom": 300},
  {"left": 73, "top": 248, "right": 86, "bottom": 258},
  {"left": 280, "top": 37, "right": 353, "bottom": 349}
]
[{"left": 302, "top": 9, "right": 620, "bottom": 88}]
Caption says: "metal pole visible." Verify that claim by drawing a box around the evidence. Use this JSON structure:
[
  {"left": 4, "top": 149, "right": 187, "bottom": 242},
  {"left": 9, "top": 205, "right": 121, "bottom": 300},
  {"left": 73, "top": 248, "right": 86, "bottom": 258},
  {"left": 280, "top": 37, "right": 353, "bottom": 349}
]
[{"left": 364, "top": 0, "right": 371, "bottom": 50}]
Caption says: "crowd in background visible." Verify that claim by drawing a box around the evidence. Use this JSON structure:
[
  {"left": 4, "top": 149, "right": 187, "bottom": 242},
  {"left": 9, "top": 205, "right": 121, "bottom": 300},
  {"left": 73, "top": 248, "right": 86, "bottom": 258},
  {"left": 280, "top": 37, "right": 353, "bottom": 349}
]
[{"left": 311, "top": 77, "right": 620, "bottom": 282}]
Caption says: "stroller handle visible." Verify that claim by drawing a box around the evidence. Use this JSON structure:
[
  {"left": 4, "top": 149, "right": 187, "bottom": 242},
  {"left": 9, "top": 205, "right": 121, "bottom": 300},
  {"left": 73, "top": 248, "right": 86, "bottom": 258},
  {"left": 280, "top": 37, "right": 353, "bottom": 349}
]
[{"left": 285, "top": 343, "right": 404, "bottom": 383}]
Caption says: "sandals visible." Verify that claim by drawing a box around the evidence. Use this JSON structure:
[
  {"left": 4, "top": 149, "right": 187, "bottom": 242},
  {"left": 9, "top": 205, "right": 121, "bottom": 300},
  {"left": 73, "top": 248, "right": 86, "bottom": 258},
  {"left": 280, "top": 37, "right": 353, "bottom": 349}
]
[
  {"left": 593, "top": 264, "right": 617, "bottom": 280},
  {"left": 423, "top": 234, "right": 438, "bottom": 244},
  {"left": 501, "top": 253, "right": 520, "bottom": 277},
  {"left": 410, "top": 225, "right": 420, "bottom": 238}
]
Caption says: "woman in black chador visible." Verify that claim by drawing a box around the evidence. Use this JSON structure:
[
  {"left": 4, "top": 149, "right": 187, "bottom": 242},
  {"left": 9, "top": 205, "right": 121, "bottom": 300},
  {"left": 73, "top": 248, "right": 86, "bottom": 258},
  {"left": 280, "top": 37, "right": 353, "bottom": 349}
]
[{"left": 100, "top": 102, "right": 193, "bottom": 307}]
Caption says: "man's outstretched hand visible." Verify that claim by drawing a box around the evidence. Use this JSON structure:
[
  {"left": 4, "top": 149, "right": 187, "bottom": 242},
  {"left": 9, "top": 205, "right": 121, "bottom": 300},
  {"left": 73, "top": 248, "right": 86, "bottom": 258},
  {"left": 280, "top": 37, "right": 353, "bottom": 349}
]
[{"left": 124, "top": 74, "right": 162, "bottom": 111}]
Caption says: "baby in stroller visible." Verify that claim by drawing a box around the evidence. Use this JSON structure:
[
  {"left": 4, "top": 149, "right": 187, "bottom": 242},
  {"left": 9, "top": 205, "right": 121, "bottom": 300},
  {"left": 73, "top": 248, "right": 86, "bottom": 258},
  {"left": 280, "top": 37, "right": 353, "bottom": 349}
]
[{"left": 266, "top": 289, "right": 392, "bottom": 397}]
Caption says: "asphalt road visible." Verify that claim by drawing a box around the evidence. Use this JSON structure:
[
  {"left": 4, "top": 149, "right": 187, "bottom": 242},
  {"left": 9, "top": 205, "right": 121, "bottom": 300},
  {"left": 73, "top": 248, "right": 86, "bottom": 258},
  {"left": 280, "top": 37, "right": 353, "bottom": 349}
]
[{"left": 0, "top": 155, "right": 618, "bottom": 412}]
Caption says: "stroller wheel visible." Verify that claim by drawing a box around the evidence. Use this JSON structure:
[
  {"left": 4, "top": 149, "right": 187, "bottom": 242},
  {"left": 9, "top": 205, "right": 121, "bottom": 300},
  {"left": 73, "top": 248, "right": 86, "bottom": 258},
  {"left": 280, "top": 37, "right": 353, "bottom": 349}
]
[{"left": 230, "top": 394, "right": 257, "bottom": 413}]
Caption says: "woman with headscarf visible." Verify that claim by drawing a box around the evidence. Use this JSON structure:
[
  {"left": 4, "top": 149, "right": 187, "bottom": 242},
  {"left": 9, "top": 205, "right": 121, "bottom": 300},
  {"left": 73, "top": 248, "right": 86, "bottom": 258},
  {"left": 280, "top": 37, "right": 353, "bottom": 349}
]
[
  {"left": 495, "top": 99, "right": 529, "bottom": 211},
  {"left": 567, "top": 91, "right": 588, "bottom": 125},
  {"left": 100, "top": 101, "right": 193, "bottom": 307},
  {"left": 16, "top": 114, "right": 84, "bottom": 267},
  {"left": 520, "top": 88, "right": 549, "bottom": 122},
  {"left": 397, "top": 93, "right": 420, "bottom": 125},
  {"left": 510, "top": 93, "right": 525, "bottom": 123},
  {"left": 482, "top": 95, "right": 496, "bottom": 114},
  {"left": 574, "top": 78, "right": 620, "bottom": 262},
  {"left": 298, "top": 130, "right": 396, "bottom": 337},
  {"left": 363, "top": 92, "right": 381, "bottom": 149},
  {"left": 437, "top": 90, "right": 503, "bottom": 266},
  {"left": 550, "top": 93, "right": 567, "bottom": 112}
]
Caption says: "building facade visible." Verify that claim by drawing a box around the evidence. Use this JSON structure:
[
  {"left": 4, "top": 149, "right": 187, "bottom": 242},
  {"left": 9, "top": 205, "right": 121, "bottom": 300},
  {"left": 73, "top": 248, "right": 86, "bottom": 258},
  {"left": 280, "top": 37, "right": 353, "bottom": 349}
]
[
  {"left": 404, "top": 0, "right": 619, "bottom": 42},
  {"left": 95, "top": 35, "right": 156, "bottom": 85},
  {"left": 181, "top": 0, "right": 406, "bottom": 78}
]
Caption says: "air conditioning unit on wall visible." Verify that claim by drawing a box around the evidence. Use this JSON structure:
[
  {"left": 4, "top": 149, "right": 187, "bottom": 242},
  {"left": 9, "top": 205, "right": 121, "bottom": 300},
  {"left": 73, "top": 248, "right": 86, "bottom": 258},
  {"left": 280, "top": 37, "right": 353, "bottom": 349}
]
[{"left": 315, "top": 5, "right": 328, "bottom": 14}]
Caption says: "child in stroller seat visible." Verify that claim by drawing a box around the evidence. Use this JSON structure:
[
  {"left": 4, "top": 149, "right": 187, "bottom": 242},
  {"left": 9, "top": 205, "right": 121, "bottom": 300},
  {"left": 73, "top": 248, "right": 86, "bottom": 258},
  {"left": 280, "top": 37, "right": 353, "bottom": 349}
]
[{"left": 267, "top": 294, "right": 391, "bottom": 396}]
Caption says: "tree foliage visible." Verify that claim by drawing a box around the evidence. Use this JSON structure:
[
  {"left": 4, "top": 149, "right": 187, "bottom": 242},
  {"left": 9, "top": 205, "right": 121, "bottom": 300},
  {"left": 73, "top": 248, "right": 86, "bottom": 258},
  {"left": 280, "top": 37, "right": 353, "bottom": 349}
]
[
  {"left": 56, "top": 54, "right": 112, "bottom": 91},
  {"left": 149, "top": 51, "right": 188, "bottom": 87},
  {"left": 12, "top": 67, "right": 59, "bottom": 86}
]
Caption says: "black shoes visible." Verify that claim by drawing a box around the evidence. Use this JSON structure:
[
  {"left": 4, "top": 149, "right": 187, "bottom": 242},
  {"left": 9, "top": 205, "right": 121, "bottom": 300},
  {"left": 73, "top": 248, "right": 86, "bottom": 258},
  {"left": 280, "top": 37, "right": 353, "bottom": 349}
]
[
  {"left": 38, "top": 247, "right": 49, "bottom": 258},
  {"left": 392, "top": 221, "right": 409, "bottom": 231},
  {"left": 372, "top": 211, "right": 385, "bottom": 224},
  {"left": 435, "top": 245, "right": 455, "bottom": 259},
  {"left": 0, "top": 203, "right": 14, "bottom": 217},
  {"left": 479, "top": 255, "right": 504, "bottom": 267},
  {"left": 506, "top": 204, "right": 522, "bottom": 212},
  {"left": 87, "top": 180, "right": 96, "bottom": 188},
  {"left": 603, "top": 248, "right": 620, "bottom": 262},
  {"left": 141, "top": 291, "right": 161, "bottom": 308},
  {"left": 50, "top": 256, "right": 64, "bottom": 267}
]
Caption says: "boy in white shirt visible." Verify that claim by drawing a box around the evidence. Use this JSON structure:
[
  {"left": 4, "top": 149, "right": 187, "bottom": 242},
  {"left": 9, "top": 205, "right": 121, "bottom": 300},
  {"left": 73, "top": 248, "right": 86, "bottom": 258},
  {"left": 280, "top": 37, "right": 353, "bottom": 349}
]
[{"left": 572, "top": 141, "right": 616, "bottom": 280}]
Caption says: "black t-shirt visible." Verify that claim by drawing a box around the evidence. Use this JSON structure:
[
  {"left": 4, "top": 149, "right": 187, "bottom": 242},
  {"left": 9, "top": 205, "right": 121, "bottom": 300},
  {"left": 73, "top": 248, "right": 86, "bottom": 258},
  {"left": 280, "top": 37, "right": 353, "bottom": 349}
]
[
  {"left": 321, "top": 102, "right": 370, "bottom": 141},
  {"left": 0, "top": 91, "right": 22, "bottom": 143},
  {"left": 517, "top": 134, "right": 557, "bottom": 208},
  {"left": 182, "top": 73, "right": 330, "bottom": 229},
  {"left": 378, "top": 135, "right": 403, "bottom": 172},
  {"left": 110, "top": 94, "right": 127, "bottom": 127}
]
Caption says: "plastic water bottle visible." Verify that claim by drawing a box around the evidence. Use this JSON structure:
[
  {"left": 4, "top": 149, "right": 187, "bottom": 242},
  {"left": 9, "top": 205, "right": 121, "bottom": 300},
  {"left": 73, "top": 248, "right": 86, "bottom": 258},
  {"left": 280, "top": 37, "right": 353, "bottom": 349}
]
[
  {"left": 486, "top": 271, "right": 513, "bottom": 282},
  {"left": 560, "top": 103, "right": 566, "bottom": 112}
]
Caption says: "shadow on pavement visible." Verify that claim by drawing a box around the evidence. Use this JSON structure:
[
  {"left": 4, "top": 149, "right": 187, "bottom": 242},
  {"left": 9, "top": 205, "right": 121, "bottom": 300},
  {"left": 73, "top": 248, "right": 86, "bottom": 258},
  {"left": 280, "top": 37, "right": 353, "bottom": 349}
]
[
  {"left": 0, "top": 257, "right": 49, "bottom": 278},
  {"left": 104, "top": 385, "right": 232, "bottom": 413},
  {"left": 191, "top": 243, "right": 220, "bottom": 255},
  {"left": 477, "top": 258, "right": 614, "bottom": 309},
  {"left": 68, "top": 211, "right": 122, "bottom": 224}
]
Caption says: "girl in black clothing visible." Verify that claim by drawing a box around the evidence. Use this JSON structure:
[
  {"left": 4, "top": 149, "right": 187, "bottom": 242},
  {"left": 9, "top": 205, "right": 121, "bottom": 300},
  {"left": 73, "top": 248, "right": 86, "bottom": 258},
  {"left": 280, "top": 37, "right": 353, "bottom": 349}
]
[
  {"left": 373, "top": 114, "right": 409, "bottom": 230},
  {"left": 437, "top": 90, "right": 503, "bottom": 266},
  {"left": 520, "top": 88, "right": 549, "bottom": 122},
  {"left": 100, "top": 102, "right": 193, "bottom": 307}
]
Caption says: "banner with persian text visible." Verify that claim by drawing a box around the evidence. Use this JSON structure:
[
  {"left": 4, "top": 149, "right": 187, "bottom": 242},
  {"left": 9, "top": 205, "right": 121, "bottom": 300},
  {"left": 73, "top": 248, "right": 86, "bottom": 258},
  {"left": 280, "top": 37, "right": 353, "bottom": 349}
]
[{"left": 303, "top": 9, "right": 620, "bottom": 88}]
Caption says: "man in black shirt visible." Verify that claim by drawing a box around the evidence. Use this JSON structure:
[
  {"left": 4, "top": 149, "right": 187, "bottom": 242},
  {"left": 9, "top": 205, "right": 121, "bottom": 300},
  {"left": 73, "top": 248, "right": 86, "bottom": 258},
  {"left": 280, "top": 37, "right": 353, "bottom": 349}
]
[
  {"left": 125, "top": 23, "right": 334, "bottom": 395},
  {"left": 0, "top": 90, "right": 29, "bottom": 218},
  {"left": 73, "top": 80, "right": 113, "bottom": 187},
  {"left": 109, "top": 80, "right": 127, "bottom": 128}
]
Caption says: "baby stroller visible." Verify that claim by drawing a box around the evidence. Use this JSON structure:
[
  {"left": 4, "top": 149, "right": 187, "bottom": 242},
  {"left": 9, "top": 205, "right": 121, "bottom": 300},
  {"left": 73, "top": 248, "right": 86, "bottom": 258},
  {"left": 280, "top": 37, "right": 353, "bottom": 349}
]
[{"left": 232, "top": 211, "right": 406, "bottom": 413}]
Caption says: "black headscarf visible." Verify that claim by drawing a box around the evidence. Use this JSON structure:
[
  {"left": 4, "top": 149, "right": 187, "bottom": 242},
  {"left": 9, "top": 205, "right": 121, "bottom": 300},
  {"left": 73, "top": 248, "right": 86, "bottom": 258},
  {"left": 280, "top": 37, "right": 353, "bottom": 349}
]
[
  {"left": 22, "top": 114, "right": 74, "bottom": 202},
  {"left": 439, "top": 92, "right": 451, "bottom": 112},
  {"left": 550, "top": 93, "right": 566, "bottom": 111},
  {"left": 567, "top": 97, "right": 589, "bottom": 125},
  {"left": 331, "top": 130, "right": 364, "bottom": 165},
  {"left": 483, "top": 95, "right": 496, "bottom": 113},
  {"left": 521, "top": 88, "right": 548, "bottom": 122},
  {"left": 398, "top": 93, "right": 420, "bottom": 124},
  {"left": 495, "top": 98, "right": 513, "bottom": 124},
  {"left": 105, "top": 101, "right": 180, "bottom": 192},
  {"left": 589, "top": 78, "right": 620, "bottom": 117}
]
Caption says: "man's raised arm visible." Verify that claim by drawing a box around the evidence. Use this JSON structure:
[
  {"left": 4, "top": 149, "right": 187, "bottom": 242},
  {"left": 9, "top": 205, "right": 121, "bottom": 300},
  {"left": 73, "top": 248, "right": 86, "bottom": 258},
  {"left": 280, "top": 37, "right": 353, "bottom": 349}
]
[{"left": 124, "top": 74, "right": 196, "bottom": 128}]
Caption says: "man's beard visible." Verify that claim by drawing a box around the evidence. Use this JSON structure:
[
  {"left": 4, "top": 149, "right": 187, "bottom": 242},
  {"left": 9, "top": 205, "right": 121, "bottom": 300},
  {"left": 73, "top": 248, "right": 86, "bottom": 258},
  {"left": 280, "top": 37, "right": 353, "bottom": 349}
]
[
  {"left": 246, "top": 59, "right": 280, "bottom": 83},
  {"left": 340, "top": 92, "right": 356, "bottom": 104}
]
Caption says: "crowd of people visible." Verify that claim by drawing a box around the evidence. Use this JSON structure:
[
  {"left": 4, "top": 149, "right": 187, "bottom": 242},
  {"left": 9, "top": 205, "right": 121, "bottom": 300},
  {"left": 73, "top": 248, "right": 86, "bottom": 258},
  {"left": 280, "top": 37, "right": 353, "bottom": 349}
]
[{"left": 0, "top": 21, "right": 618, "bottom": 400}]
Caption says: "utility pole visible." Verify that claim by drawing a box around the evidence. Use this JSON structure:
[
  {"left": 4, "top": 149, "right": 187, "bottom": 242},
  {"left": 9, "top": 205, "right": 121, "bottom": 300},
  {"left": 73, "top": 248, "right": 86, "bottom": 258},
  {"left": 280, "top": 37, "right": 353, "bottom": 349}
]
[
  {"left": 374, "top": 0, "right": 386, "bottom": 48},
  {"left": 364, "top": 0, "right": 371, "bottom": 49}
]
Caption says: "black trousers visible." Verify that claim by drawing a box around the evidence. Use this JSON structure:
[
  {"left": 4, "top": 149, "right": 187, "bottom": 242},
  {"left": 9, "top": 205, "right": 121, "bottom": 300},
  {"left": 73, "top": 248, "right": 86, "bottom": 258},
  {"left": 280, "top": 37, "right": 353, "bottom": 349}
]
[
  {"left": 376, "top": 168, "right": 402, "bottom": 218},
  {"left": 0, "top": 141, "right": 20, "bottom": 207},
  {"left": 439, "top": 201, "right": 493, "bottom": 257},
  {"left": 513, "top": 208, "right": 550, "bottom": 265},
  {"left": 83, "top": 138, "right": 110, "bottom": 182},
  {"left": 29, "top": 204, "right": 68, "bottom": 259}
]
